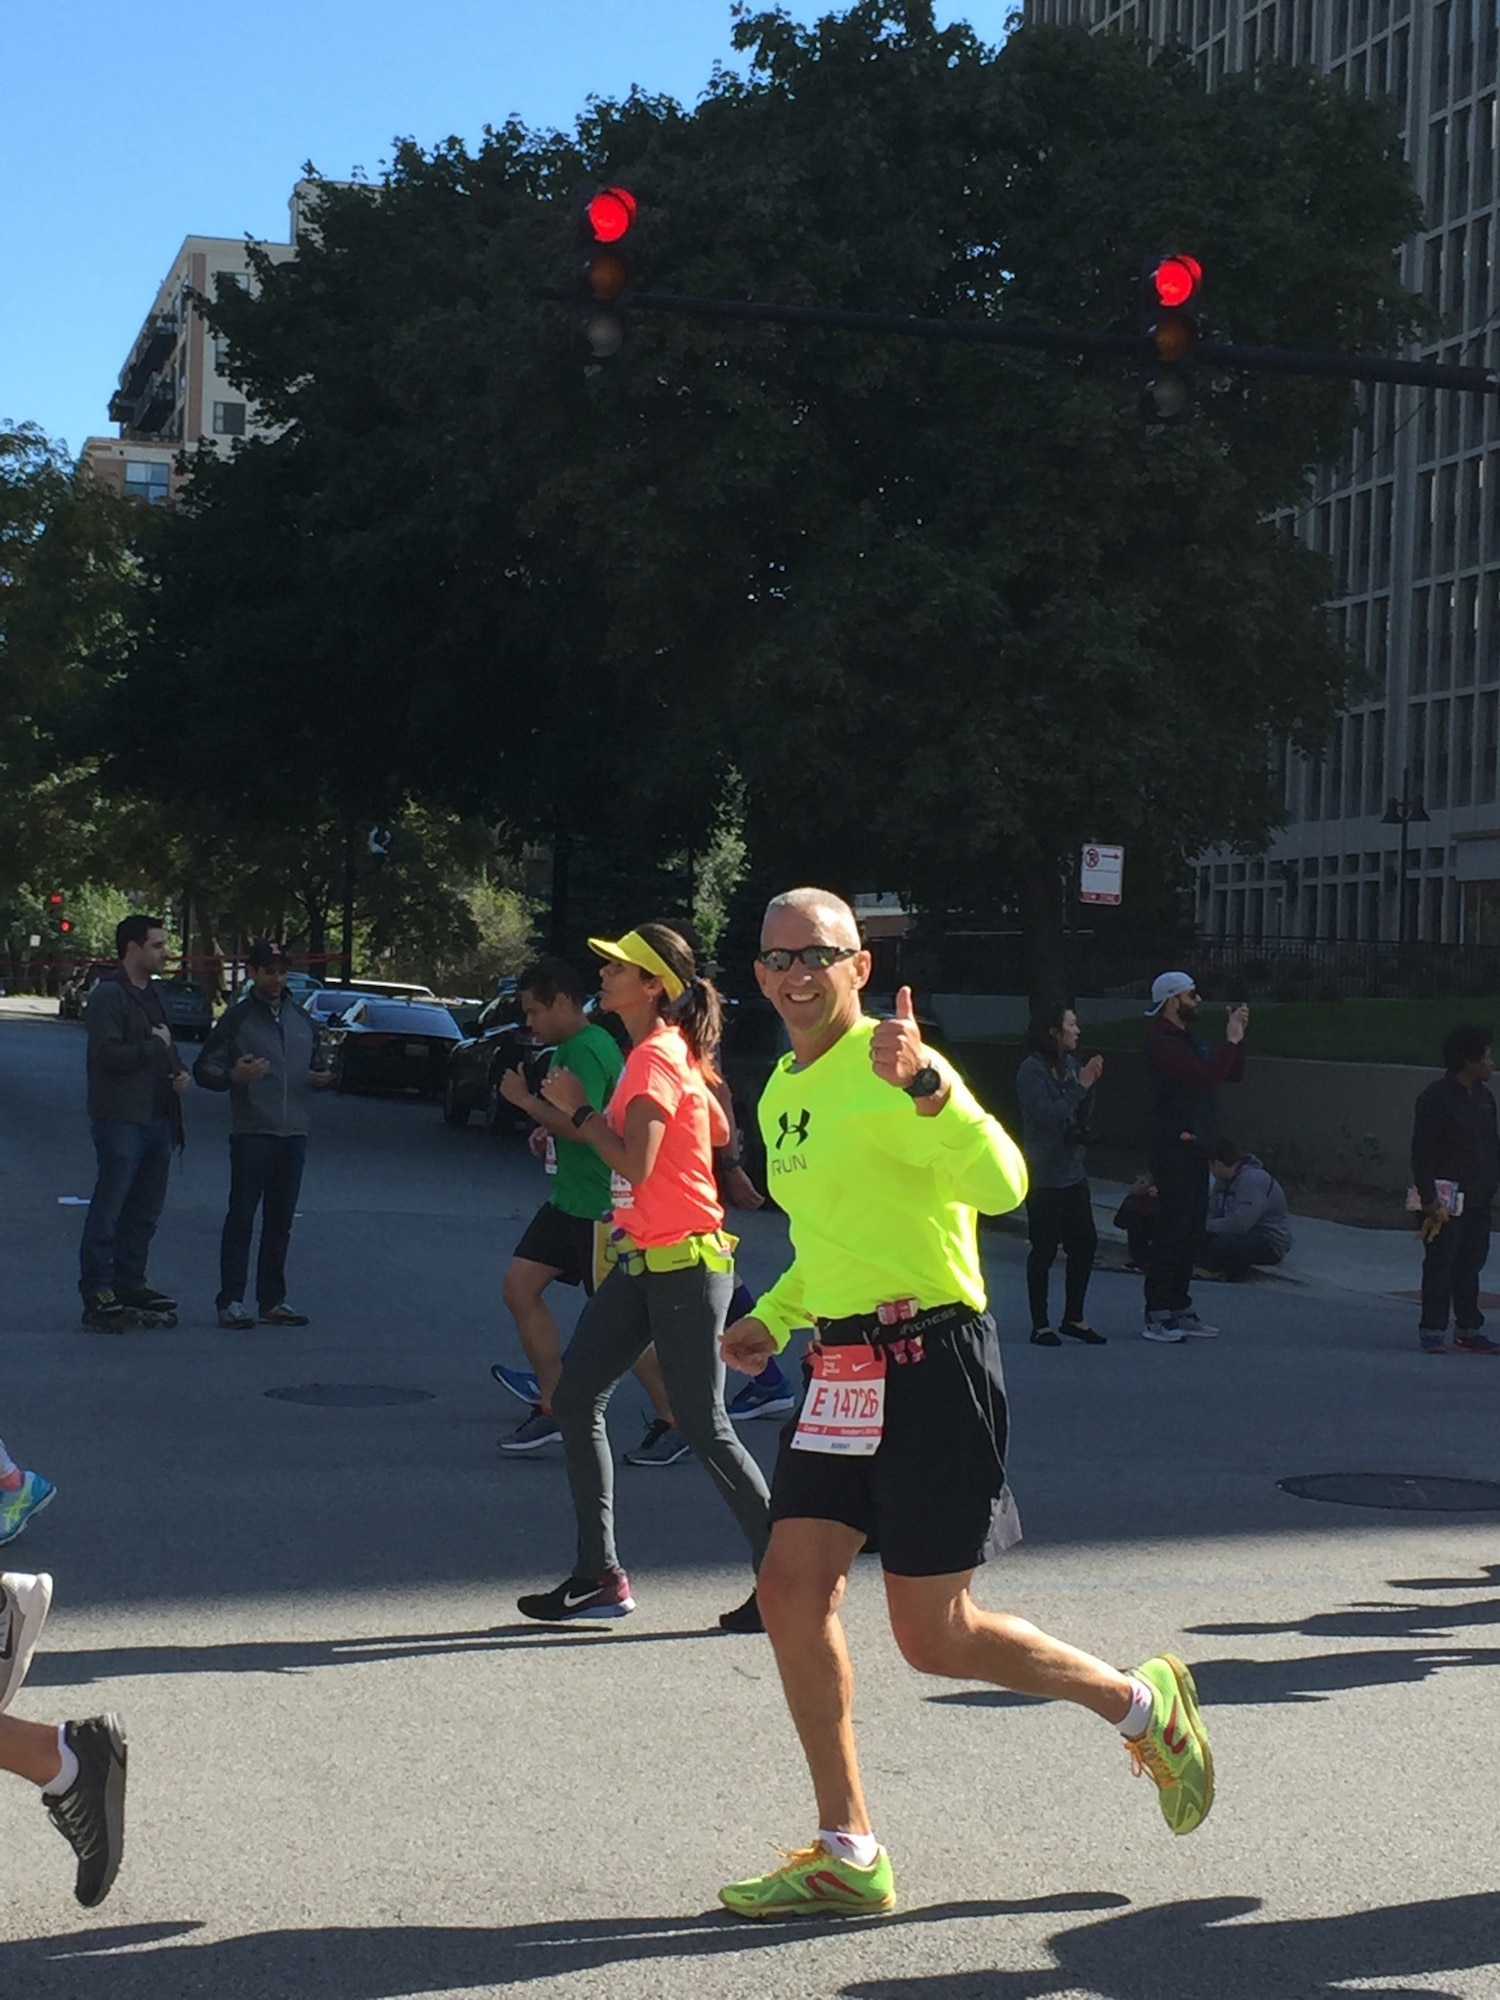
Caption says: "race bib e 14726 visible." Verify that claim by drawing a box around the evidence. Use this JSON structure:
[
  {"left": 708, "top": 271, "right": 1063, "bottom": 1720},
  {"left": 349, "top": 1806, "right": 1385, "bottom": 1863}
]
[{"left": 791, "top": 1346, "right": 887, "bottom": 1456}]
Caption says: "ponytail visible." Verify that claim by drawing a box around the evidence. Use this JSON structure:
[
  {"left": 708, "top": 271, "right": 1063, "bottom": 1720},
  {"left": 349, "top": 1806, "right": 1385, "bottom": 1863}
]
[{"left": 635, "top": 921, "right": 723, "bottom": 1081}]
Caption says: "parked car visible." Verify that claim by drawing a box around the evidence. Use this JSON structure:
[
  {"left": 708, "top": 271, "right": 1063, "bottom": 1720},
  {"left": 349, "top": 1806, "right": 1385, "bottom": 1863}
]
[
  {"left": 281, "top": 971, "right": 324, "bottom": 1001},
  {"left": 345, "top": 977, "right": 437, "bottom": 1001},
  {"left": 303, "top": 988, "right": 367, "bottom": 1027},
  {"left": 322, "top": 995, "right": 463, "bottom": 1097},
  {"left": 58, "top": 962, "right": 114, "bottom": 1021},
  {"left": 442, "top": 986, "right": 544, "bottom": 1134},
  {"left": 151, "top": 975, "right": 214, "bottom": 1041}
]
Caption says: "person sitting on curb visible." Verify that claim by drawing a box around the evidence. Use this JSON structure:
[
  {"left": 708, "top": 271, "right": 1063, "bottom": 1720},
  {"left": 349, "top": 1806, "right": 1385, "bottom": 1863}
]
[
  {"left": 1410, "top": 1023, "right": 1500, "bottom": 1355},
  {"left": 1195, "top": 1140, "right": 1292, "bottom": 1280}
]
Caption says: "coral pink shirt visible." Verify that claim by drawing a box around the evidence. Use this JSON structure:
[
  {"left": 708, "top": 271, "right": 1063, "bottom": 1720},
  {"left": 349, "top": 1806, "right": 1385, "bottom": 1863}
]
[{"left": 608, "top": 1024, "right": 728, "bottom": 1247}]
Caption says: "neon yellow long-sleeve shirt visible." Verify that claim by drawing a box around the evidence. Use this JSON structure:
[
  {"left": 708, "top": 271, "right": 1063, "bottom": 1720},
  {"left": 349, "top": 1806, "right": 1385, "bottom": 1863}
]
[{"left": 754, "top": 1017, "right": 1029, "bottom": 1350}]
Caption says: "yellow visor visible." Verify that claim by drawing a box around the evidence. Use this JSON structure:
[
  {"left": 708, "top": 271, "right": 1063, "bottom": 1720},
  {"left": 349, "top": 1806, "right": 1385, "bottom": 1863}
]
[{"left": 587, "top": 930, "right": 685, "bottom": 1001}]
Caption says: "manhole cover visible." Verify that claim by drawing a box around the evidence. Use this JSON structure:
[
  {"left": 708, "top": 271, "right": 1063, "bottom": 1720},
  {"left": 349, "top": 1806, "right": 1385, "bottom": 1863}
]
[
  {"left": 264, "top": 1384, "right": 434, "bottom": 1408},
  {"left": 1279, "top": 1472, "right": 1500, "bottom": 1512}
]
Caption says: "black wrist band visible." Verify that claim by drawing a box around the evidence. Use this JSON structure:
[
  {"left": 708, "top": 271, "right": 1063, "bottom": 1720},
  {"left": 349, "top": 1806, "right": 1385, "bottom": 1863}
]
[{"left": 571, "top": 1104, "right": 595, "bottom": 1130}]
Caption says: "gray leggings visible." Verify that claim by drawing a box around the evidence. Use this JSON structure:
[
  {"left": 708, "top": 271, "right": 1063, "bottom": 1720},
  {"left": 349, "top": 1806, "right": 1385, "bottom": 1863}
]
[{"left": 552, "top": 1262, "right": 771, "bottom": 1580}]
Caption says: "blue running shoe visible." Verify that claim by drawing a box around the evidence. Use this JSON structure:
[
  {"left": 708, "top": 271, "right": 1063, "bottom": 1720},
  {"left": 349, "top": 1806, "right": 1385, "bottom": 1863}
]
[
  {"left": 728, "top": 1376, "right": 798, "bottom": 1422},
  {"left": 491, "top": 1363, "right": 541, "bottom": 1406},
  {"left": 0, "top": 1472, "right": 56, "bottom": 1548}
]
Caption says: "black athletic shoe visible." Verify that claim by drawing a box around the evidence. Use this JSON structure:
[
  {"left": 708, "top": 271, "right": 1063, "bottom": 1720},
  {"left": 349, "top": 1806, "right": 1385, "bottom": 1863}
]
[
  {"left": 80, "top": 1292, "right": 130, "bottom": 1333},
  {"left": 1059, "top": 1321, "right": 1108, "bottom": 1345},
  {"left": 45, "top": 1713, "right": 127, "bottom": 1907},
  {"left": 718, "top": 1590, "right": 764, "bottom": 1634},
  {"left": 116, "top": 1286, "right": 177, "bottom": 1314},
  {"left": 1029, "top": 1326, "right": 1062, "bottom": 1346},
  {"left": 517, "top": 1571, "right": 635, "bottom": 1623}
]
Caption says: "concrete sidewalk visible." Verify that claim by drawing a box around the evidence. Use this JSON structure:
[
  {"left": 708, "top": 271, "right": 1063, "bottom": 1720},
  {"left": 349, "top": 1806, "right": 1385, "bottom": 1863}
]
[{"left": 1086, "top": 1175, "right": 1425, "bottom": 1301}]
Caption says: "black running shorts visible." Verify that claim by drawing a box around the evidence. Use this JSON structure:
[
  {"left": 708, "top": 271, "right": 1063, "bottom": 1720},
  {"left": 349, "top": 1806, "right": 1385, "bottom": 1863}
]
[
  {"left": 768, "top": 1312, "right": 1021, "bottom": 1577},
  {"left": 512, "top": 1203, "right": 609, "bottom": 1295}
]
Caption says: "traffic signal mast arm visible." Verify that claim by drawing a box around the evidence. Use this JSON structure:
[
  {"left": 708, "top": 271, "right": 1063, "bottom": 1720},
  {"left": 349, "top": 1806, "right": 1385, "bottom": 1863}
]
[{"left": 541, "top": 285, "right": 1500, "bottom": 397}]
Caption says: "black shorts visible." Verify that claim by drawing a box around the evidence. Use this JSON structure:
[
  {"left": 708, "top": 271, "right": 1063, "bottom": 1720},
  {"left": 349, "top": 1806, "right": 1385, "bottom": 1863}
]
[
  {"left": 511, "top": 1203, "right": 609, "bottom": 1295},
  {"left": 768, "top": 1312, "right": 1021, "bottom": 1577}
]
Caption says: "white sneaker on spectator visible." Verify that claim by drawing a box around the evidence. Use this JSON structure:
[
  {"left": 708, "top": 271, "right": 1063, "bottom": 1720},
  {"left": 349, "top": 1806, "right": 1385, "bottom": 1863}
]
[
  {"left": 1175, "top": 1312, "right": 1220, "bottom": 1338},
  {"left": 0, "top": 1571, "right": 52, "bottom": 1711}
]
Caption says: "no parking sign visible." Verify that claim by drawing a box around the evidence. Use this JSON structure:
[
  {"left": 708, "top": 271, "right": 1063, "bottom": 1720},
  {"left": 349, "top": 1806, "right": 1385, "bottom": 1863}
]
[{"left": 1079, "top": 844, "right": 1124, "bottom": 905}]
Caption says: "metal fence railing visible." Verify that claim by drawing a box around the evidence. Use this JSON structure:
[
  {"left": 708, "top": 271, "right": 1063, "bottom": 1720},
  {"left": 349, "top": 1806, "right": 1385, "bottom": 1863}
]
[{"left": 890, "top": 931, "right": 1500, "bottom": 1003}]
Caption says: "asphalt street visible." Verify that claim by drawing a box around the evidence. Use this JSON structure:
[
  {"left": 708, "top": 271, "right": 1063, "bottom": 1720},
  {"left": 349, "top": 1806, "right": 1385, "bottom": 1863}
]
[{"left": 3, "top": 995, "right": 1500, "bottom": 1999}]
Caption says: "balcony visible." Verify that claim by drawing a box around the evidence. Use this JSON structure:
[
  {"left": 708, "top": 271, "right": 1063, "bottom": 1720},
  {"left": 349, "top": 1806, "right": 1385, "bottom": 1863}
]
[
  {"left": 115, "top": 314, "right": 179, "bottom": 403},
  {"left": 111, "top": 378, "right": 177, "bottom": 438}
]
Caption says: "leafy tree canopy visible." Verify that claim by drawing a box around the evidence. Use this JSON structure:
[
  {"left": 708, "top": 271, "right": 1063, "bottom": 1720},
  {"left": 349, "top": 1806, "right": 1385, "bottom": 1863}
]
[{"left": 85, "top": 5, "right": 1424, "bottom": 988}]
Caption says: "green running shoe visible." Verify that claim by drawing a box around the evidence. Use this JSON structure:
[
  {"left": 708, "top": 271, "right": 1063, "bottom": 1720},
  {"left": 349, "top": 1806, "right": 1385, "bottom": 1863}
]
[
  {"left": 1126, "top": 1654, "right": 1214, "bottom": 1835},
  {"left": 720, "top": 1841, "right": 896, "bottom": 1920}
]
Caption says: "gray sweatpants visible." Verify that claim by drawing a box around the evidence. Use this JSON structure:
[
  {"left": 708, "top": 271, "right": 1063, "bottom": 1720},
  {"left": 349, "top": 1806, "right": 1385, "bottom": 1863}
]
[{"left": 552, "top": 1262, "right": 771, "bottom": 1579}]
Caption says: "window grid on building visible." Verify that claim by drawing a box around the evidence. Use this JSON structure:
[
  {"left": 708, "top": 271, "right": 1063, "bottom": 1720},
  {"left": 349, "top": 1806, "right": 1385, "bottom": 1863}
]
[{"left": 1024, "top": 0, "right": 1500, "bottom": 943}]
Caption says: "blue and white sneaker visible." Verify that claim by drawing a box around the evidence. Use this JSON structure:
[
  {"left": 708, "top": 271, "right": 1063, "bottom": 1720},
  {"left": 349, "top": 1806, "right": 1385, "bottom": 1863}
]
[
  {"left": 491, "top": 1363, "right": 541, "bottom": 1406},
  {"left": 728, "top": 1376, "right": 798, "bottom": 1421},
  {"left": 0, "top": 1472, "right": 56, "bottom": 1548}
]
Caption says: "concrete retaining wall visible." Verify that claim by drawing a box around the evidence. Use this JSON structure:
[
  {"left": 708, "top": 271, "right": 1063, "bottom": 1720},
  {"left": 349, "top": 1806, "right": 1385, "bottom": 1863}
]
[
  {"left": 953, "top": 1042, "right": 1437, "bottom": 1192},
  {"left": 933, "top": 994, "right": 1149, "bottom": 1039}
]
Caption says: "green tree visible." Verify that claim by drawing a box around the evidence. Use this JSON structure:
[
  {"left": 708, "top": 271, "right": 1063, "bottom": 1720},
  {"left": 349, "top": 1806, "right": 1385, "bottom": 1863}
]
[
  {"left": 0, "top": 424, "right": 143, "bottom": 898},
  {"left": 85, "top": 6, "right": 1424, "bottom": 998}
]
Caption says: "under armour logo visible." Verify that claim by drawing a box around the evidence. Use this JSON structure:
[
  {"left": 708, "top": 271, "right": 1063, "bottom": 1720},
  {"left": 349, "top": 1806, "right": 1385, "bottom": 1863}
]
[{"left": 776, "top": 1109, "right": 811, "bottom": 1151}]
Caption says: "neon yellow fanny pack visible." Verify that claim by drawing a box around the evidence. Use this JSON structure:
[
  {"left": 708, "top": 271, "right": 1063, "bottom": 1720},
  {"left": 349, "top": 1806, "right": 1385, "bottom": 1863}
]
[{"left": 606, "top": 1227, "right": 738, "bottom": 1277}]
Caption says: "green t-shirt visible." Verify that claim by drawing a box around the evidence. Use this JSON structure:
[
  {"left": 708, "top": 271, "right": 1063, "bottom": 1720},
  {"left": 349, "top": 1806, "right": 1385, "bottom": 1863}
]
[
  {"left": 755, "top": 1017, "right": 1029, "bottom": 1349},
  {"left": 548, "top": 1022, "right": 625, "bottom": 1220}
]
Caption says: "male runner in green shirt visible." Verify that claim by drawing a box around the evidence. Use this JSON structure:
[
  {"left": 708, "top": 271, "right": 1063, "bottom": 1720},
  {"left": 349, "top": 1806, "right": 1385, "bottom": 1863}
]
[{"left": 717, "top": 888, "right": 1214, "bottom": 1919}]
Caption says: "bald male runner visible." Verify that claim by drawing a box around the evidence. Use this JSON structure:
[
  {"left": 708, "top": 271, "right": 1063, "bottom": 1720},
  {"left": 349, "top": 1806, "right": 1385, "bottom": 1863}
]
[{"left": 716, "top": 887, "right": 1213, "bottom": 1918}]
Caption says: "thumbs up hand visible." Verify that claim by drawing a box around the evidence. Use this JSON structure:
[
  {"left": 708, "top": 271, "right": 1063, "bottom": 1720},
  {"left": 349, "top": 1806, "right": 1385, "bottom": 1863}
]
[{"left": 870, "top": 985, "right": 927, "bottom": 1089}]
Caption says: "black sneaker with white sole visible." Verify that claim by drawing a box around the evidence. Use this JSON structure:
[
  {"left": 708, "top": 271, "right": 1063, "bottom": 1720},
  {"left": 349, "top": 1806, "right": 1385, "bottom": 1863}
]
[
  {"left": 516, "top": 1571, "right": 635, "bottom": 1622},
  {"left": 45, "top": 1712, "right": 127, "bottom": 1907}
]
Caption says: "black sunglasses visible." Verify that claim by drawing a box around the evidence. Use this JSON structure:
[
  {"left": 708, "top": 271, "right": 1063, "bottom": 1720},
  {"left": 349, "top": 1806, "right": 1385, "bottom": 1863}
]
[{"left": 756, "top": 945, "right": 859, "bottom": 973}]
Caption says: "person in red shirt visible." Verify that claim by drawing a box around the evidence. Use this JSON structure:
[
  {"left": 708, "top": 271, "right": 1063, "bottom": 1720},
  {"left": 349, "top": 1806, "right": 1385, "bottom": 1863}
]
[
  {"left": 516, "top": 923, "right": 770, "bottom": 1631},
  {"left": 1141, "top": 971, "right": 1248, "bottom": 1342}
]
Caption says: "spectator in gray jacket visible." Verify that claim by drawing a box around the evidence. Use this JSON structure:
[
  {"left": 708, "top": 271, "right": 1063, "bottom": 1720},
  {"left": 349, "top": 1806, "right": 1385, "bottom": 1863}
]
[
  {"left": 1197, "top": 1140, "right": 1293, "bottom": 1279},
  {"left": 1016, "top": 1004, "right": 1106, "bottom": 1346},
  {"left": 78, "top": 914, "right": 190, "bottom": 1330},
  {"left": 193, "top": 941, "right": 330, "bottom": 1328}
]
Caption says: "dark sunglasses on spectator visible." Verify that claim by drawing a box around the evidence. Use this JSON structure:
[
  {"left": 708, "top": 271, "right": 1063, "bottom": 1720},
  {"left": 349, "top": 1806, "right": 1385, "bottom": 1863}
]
[{"left": 756, "top": 945, "right": 859, "bottom": 973}]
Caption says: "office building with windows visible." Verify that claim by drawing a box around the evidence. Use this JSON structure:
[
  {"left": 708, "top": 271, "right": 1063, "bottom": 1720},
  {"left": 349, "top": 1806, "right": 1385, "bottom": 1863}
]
[
  {"left": 78, "top": 181, "right": 320, "bottom": 504},
  {"left": 1023, "top": 1, "right": 1500, "bottom": 944}
]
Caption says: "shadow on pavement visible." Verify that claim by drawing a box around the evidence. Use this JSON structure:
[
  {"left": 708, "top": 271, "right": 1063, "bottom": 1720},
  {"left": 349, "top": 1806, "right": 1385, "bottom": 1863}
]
[
  {"left": 0, "top": 1895, "right": 1126, "bottom": 1999},
  {"left": 25, "top": 1623, "right": 720, "bottom": 1691},
  {"left": 929, "top": 1642, "right": 1500, "bottom": 1710},
  {"left": 839, "top": 1891, "right": 1500, "bottom": 1999}
]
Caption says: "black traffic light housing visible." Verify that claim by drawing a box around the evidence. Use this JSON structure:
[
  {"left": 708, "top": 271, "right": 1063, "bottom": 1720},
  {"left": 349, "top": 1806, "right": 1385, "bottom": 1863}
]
[
  {"left": 576, "top": 186, "right": 637, "bottom": 363},
  {"left": 1139, "top": 254, "right": 1202, "bottom": 423}
]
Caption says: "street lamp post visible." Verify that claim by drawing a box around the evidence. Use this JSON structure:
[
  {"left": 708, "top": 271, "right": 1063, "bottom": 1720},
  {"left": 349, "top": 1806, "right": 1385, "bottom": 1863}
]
[{"left": 1382, "top": 769, "right": 1431, "bottom": 947}]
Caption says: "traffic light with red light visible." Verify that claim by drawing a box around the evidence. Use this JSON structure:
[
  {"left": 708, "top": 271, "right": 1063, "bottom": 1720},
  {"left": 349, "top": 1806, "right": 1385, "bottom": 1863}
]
[
  {"left": 1139, "top": 254, "right": 1202, "bottom": 423},
  {"left": 58, "top": 918, "right": 73, "bottom": 935},
  {"left": 576, "top": 186, "right": 637, "bottom": 363}
]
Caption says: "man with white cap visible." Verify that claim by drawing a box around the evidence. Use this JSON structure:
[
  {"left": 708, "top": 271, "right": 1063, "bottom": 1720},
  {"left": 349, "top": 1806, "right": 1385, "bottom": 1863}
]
[{"left": 1141, "top": 972, "right": 1248, "bottom": 1342}]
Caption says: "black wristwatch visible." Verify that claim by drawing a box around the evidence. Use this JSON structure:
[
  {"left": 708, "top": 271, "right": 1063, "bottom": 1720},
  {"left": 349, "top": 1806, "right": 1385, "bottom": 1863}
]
[
  {"left": 571, "top": 1104, "right": 596, "bottom": 1129},
  {"left": 904, "top": 1063, "right": 944, "bottom": 1100}
]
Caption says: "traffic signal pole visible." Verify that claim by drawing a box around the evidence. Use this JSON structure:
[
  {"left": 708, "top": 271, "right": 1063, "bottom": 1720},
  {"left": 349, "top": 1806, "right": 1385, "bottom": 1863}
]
[{"left": 541, "top": 286, "right": 1500, "bottom": 398}]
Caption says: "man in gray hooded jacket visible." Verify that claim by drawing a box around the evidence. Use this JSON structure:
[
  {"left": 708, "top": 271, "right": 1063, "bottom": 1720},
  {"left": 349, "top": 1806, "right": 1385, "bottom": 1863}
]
[
  {"left": 1198, "top": 1140, "right": 1292, "bottom": 1279},
  {"left": 194, "top": 941, "right": 330, "bottom": 1327}
]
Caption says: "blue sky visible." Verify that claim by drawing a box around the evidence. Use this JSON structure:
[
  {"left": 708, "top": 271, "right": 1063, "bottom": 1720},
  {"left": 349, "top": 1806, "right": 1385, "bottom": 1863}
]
[{"left": 2, "top": 1, "right": 1011, "bottom": 458}]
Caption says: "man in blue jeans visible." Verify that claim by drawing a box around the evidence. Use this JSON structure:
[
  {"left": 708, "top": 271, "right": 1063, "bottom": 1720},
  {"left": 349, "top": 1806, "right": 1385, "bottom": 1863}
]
[
  {"left": 79, "top": 915, "right": 189, "bottom": 1332},
  {"left": 194, "top": 941, "right": 331, "bottom": 1328}
]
